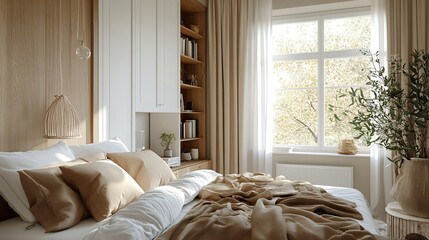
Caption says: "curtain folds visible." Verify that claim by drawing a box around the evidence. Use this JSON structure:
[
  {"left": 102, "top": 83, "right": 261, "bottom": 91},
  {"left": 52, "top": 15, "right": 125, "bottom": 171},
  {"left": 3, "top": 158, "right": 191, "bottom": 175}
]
[
  {"left": 207, "top": 0, "right": 272, "bottom": 175},
  {"left": 371, "top": 0, "right": 429, "bottom": 221},
  {"left": 370, "top": 0, "right": 393, "bottom": 221},
  {"left": 386, "top": 0, "right": 429, "bottom": 61}
]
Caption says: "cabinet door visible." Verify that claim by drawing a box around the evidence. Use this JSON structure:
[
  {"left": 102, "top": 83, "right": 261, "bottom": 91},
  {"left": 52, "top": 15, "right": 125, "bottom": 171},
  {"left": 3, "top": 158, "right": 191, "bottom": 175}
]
[
  {"left": 157, "top": 0, "right": 180, "bottom": 112},
  {"left": 136, "top": 0, "right": 179, "bottom": 113},
  {"left": 99, "top": 0, "right": 133, "bottom": 148},
  {"left": 135, "top": 0, "right": 157, "bottom": 112}
]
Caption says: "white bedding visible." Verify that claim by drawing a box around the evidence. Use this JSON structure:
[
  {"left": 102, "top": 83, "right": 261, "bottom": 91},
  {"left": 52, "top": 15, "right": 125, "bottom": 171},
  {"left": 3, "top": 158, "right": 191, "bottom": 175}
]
[
  {"left": 320, "top": 185, "right": 380, "bottom": 235},
  {"left": 0, "top": 171, "right": 380, "bottom": 240}
]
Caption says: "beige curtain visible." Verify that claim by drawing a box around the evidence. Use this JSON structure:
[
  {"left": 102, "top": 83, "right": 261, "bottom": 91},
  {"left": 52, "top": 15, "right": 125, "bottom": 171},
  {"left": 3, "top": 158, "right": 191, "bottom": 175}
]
[
  {"left": 386, "top": 0, "right": 429, "bottom": 62},
  {"left": 207, "top": 0, "right": 272, "bottom": 175},
  {"left": 383, "top": 0, "right": 429, "bottom": 219}
]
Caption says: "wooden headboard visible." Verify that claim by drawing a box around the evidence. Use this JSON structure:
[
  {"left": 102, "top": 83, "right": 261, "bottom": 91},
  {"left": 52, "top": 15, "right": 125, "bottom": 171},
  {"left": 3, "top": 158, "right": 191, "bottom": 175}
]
[
  {"left": 0, "top": 0, "right": 94, "bottom": 221},
  {"left": 0, "top": 0, "right": 94, "bottom": 152},
  {"left": 0, "top": 197, "right": 17, "bottom": 222}
]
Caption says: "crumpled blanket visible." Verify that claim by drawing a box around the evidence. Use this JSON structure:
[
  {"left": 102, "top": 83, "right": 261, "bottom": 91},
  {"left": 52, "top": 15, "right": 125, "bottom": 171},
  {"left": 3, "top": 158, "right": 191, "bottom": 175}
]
[{"left": 157, "top": 172, "right": 376, "bottom": 240}]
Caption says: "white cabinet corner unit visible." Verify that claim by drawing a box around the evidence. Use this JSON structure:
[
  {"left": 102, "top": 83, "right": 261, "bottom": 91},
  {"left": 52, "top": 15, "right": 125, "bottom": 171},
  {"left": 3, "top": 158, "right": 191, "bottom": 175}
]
[{"left": 96, "top": 0, "right": 180, "bottom": 154}]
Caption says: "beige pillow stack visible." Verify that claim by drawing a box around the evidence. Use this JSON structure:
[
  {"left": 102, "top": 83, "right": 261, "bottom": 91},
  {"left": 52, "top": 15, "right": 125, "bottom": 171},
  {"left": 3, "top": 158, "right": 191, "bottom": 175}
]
[{"left": 17, "top": 149, "right": 176, "bottom": 232}]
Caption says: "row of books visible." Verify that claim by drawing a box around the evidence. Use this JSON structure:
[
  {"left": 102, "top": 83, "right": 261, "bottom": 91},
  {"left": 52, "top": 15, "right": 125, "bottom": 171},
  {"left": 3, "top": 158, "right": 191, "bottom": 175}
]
[
  {"left": 180, "top": 37, "right": 198, "bottom": 60},
  {"left": 181, "top": 120, "right": 197, "bottom": 139}
]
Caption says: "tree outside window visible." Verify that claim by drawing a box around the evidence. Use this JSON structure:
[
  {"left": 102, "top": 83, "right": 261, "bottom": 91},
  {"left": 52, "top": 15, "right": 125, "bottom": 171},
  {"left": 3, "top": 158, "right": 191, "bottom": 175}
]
[{"left": 272, "top": 12, "right": 371, "bottom": 149}]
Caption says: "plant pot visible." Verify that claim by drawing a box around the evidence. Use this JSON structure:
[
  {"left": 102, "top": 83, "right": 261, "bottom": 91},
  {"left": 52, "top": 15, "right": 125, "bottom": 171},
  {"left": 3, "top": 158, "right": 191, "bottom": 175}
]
[
  {"left": 391, "top": 158, "right": 429, "bottom": 218},
  {"left": 164, "top": 148, "right": 173, "bottom": 158}
]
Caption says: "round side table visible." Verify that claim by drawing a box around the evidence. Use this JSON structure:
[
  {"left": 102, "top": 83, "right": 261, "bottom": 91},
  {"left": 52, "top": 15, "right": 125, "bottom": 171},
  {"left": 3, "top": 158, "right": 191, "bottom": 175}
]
[{"left": 386, "top": 202, "right": 429, "bottom": 240}]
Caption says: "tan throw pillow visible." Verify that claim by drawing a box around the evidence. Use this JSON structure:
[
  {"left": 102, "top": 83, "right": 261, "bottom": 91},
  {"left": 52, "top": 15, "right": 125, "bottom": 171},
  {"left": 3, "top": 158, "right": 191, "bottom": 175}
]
[
  {"left": 18, "top": 159, "right": 88, "bottom": 232},
  {"left": 60, "top": 160, "right": 144, "bottom": 221},
  {"left": 107, "top": 150, "right": 176, "bottom": 192}
]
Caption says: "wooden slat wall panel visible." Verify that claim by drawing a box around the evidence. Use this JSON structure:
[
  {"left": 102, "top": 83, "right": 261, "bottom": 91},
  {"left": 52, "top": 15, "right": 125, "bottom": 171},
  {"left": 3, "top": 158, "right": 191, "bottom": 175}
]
[{"left": 0, "top": 0, "right": 93, "bottom": 152}]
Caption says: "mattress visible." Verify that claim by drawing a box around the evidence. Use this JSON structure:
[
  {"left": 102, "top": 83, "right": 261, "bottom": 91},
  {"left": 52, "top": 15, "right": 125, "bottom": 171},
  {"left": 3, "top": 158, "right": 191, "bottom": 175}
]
[{"left": 0, "top": 178, "right": 380, "bottom": 240}]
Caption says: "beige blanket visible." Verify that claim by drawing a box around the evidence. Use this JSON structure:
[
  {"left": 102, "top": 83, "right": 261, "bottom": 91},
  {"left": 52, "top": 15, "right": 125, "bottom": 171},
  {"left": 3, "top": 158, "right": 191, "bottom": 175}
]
[{"left": 158, "top": 172, "right": 376, "bottom": 240}]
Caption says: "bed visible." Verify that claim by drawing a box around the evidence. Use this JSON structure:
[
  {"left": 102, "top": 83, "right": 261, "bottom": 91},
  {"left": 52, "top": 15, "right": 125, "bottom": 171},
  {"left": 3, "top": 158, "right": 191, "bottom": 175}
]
[{"left": 0, "top": 140, "right": 385, "bottom": 240}]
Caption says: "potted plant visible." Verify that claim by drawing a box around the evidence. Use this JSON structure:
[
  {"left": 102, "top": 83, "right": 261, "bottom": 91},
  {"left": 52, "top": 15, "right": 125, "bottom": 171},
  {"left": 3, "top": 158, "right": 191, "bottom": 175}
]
[
  {"left": 160, "top": 133, "right": 176, "bottom": 158},
  {"left": 347, "top": 50, "right": 429, "bottom": 217}
]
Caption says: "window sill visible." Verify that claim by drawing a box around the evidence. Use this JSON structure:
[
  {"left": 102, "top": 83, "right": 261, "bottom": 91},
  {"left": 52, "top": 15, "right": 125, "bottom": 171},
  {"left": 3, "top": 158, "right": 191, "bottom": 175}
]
[{"left": 273, "top": 148, "right": 370, "bottom": 158}]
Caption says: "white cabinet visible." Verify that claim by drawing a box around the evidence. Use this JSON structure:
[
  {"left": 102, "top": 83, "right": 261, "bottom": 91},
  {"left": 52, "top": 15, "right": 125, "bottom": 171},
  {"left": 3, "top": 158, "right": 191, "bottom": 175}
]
[
  {"left": 97, "top": 0, "right": 180, "bottom": 151},
  {"left": 135, "top": 0, "right": 180, "bottom": 113}
]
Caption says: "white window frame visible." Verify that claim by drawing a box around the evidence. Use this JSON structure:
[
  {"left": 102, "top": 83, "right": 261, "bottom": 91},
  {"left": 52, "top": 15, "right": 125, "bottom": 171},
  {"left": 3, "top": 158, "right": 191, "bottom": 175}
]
[{"left": 272, "top": 4, "right": 372, "bottom": 154}]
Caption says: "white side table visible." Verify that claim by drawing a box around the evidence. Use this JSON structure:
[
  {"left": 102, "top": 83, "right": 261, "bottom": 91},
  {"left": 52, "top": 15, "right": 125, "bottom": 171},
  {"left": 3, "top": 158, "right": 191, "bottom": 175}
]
[{"left": 386, "top": 202, "right": 429, "bottom": 240}]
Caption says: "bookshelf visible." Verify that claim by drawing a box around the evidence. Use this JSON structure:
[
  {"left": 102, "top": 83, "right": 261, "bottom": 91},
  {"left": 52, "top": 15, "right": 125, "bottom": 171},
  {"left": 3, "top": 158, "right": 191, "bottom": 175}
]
[{"left": 180, "top": 0, "right": 207, "bottom": 162}]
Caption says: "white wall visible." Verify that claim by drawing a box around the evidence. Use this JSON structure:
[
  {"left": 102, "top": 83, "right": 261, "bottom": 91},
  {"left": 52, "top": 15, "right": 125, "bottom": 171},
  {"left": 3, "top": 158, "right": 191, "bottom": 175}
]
[{"left": 272, "top": 0, "right": 356, "bottom": 10}]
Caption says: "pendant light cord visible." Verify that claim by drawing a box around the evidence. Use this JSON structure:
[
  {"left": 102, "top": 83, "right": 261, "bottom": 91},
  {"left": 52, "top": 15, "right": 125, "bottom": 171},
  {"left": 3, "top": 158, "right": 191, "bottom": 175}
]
[
  {"left": 76, "top": 0, "right": 86, "bottom": 43},
  {"left": 59, "top": 0, "right": 63, "bottom": 94}
]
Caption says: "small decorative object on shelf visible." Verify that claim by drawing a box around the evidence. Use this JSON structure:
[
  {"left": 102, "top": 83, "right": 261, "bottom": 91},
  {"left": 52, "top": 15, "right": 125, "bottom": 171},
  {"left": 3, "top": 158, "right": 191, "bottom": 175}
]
[
  {"left": 191, "top": 148, "right": 199, "bottom": 160},
  {"left": 136, "top": 130, "right": 145, "bottom": 151},
  {"left": 180, "top": 94, "right": 185, "bottom": 112},
  {"left": 189, "top": 24, "right": 199, "bottom": 33},
  {"left": 181, "top": 152, "right": 192, "bottom": 161},
  {"left": 160, "top": 133, "right": 176, "bottom": 157},
  {"left": 185, "top": 101, "right": 193, "bottom": 111},
  {"left": 186, "top": 74, "right": 198, "bottom": 86},
  {"left": 162, "top": 156, "right": 180, "bottom": 167},
  {"left": 337, "top": 139, "right": 358, "bottom": 155}
]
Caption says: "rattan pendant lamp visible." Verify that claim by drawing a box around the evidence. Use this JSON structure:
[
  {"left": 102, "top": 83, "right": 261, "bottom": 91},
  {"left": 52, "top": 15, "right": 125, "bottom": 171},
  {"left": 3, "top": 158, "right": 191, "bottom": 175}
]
[{"left": 44, "top": 0, "right": 81, "bottom": 139}]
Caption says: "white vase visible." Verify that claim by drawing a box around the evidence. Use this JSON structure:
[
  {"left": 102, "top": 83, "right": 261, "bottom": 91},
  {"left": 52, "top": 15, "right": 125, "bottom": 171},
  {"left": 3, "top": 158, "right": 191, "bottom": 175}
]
[{"left": 391, "top": 158, "right": 429, "bottom": 218}]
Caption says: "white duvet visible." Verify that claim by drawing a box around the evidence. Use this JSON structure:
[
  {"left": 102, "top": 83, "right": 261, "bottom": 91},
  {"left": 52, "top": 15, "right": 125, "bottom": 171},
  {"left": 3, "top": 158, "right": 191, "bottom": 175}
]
[{"left": 84, "top": 170, "right": 221, "bottom": 240}]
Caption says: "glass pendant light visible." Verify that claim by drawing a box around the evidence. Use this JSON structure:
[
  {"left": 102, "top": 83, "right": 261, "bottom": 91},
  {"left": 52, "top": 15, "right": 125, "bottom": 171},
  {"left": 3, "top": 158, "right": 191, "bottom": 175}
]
[{"left": 75, "top": 0, "right": 91, "bottom": 60}]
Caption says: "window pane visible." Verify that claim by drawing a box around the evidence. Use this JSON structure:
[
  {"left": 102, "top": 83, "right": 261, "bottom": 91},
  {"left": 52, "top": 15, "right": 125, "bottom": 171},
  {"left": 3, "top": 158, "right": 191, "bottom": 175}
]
[
  {"left": 324, "top": 16, "right": 371, "bottom": 51},
  {"left": 272, "top": 21, "right": 318, "bottom": 55},
  {"left": 273, "top": 60, "right": 318, "bottom": 89},
  {"left": 325, "top": 56, "right": 370, "bottom": 87},
  {"left": 324, "top": 88, "right": 369, "bottom": 146},
  {"left": 273, "top": 89, "right": 318, "bottom": 146}
]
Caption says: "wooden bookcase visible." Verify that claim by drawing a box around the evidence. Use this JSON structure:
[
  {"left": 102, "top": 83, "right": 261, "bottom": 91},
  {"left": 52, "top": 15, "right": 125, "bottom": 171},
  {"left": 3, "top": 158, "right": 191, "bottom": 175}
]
[{"left": 180, "top": 0, "right": 207, "bottom": 162}]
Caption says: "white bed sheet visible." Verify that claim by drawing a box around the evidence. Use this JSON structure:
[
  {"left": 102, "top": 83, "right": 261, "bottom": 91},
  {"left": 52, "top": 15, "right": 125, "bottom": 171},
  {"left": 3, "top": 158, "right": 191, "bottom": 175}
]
[
  {"left": 0, "top": 177, "right": 380, "bottom": 240},
  {"left": 0, "top": 217, "right": 106, "bottom": 240},
  {"left": 0, "top": 201, "right": 202, "bottom": 240},
  {"left": 322, "top": 185, "right": 380, "bottom": 235}
]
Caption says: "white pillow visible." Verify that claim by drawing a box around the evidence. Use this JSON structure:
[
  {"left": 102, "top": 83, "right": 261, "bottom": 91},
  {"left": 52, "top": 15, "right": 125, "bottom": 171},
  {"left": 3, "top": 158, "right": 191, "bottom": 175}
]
[
  {"left": 69, "top": 137, "right": 129, "bottom": 158},
  {"left": 0, "top": 141, "right": 76, "bottom": 222}
]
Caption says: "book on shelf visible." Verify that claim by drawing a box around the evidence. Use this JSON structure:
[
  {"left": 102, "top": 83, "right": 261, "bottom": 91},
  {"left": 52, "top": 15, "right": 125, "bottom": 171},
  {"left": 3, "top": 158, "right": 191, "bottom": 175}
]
[
  {"left": 183, "top": 120, "right": 197, "bottom": 139},
  {"left": 186, "top": 120, "right": 197, "bottom": 138},
  {"left": 180, "top": 37, "right": 198, "bottom": 60}
]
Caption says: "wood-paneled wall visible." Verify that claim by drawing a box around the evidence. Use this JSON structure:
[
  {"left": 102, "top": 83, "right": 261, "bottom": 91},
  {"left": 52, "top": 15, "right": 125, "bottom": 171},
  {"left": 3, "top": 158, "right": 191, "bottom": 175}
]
[{"left": 0, "top": 0, "right": 93, "bottom": 151}]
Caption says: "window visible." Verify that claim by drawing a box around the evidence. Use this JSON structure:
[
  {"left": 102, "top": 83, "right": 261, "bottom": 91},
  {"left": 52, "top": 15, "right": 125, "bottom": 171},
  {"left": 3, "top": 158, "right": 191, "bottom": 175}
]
[{"left": 272, "top": 10, "right": 371, "bottom": 151}]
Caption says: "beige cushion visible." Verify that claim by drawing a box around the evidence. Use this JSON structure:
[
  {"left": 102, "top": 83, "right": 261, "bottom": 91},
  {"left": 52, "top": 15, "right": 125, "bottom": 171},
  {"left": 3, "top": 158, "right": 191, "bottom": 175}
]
[
  {"left": 107, "top": 150, "right": 176, "bottom": 192},
  {"left": 60, "top": 160, "right": 144, "bottom": 221},
  {"left": 0, "top": 141, "right": 76, "bottom": 222},
  {"left": 18, "top": 159, "right": 88, "bottom": 232}
]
